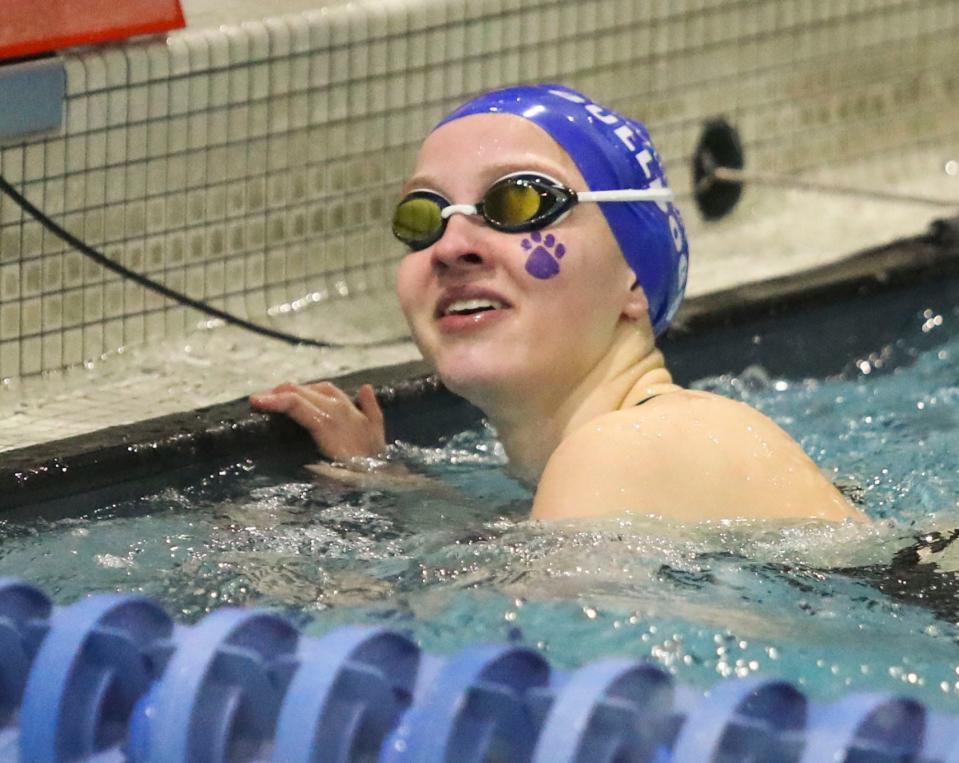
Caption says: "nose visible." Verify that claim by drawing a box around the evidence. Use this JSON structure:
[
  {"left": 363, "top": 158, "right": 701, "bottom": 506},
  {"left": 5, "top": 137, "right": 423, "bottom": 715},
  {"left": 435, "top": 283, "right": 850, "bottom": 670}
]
[{"left": 429, "top": 214, "right": 490, "bottom": 272}]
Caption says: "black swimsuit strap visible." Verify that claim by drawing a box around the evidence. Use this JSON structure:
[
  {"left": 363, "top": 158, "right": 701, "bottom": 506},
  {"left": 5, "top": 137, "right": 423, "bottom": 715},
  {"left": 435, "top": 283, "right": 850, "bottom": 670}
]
[{"left": 634, "top": 394, "right": 661, "bottom": 407}]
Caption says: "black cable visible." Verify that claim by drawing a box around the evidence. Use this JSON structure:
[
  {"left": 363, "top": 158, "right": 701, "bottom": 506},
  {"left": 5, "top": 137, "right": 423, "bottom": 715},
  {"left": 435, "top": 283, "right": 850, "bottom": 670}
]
[{"left": 0, "top": 174, "right": 395, "bottom": 349}]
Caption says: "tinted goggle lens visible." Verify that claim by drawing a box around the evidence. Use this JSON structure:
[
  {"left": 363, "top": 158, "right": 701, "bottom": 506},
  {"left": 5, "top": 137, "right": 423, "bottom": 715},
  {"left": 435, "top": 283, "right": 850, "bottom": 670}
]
[
  {"left": 485, "top": 178, "right": 560, "bottom": 228},
  {"left": 392, "top": 176, "right": 572, "bottom": 249},
  {"left": 392, "top": 195, "right": 444, "bottom": 247}
]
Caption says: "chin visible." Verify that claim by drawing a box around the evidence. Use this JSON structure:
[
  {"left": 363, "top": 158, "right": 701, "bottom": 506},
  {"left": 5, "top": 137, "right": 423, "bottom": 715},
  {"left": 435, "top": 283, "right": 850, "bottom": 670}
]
[{"left": 433, "top": 354, "right": 525, "bottom": 408}]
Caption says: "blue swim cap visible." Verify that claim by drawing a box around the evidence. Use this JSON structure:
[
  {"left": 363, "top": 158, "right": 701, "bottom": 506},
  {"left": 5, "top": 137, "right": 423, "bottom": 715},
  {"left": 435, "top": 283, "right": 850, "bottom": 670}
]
[{"left": 435, "top": 84, "right": 689, "bottom": 335}]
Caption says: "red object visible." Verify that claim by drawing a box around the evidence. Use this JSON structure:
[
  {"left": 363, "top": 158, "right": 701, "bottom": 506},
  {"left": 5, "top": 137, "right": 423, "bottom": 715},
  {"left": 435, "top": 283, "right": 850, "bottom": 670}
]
[{"left": 0, "top": 0, "right": 186, "bottom": 61}]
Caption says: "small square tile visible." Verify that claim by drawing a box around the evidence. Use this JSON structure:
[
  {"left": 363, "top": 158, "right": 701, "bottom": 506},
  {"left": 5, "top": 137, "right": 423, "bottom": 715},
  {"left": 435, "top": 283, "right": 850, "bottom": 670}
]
[
  {"left": 170, "top": 79, "right": 191, "bottom": 116},
  {"left": 103, "top": 318, "right": 124, "bottom": 352},
  {"left": 225, "top": 257, "right": 244, "bottom": 290},
  {"left": 106, "top": 127, "right": 128, "bottom": 165},
  {"left": 42, "top": 254, "right": 63, "bottom": 291},
  {"left": 228, "top": 66, "right": 250, "bottom": 105},
  {"left": 42, "top": 293, "right": 63, "bottom": 331},
  {"left": 189, "top": 73, "right": 211, "bottom": 113},
  {"left": 207, "top": 226, "right": 226, "bottom": 257},
  {"left": 227, "top": 221, "right": 246, "bottom": 254},
  {"left": 148, "top": 82, "right": 170, "bottom": 120},
  {"left": 82, "top": 322, "right": 104, "bottom": 361},
  {"left": 1, "top": 228, "right": 21, "bottom": 262},
  {"left": 82, "top": 52, "right": 108, "bottom": 91},
  {"left": 126, "top": 162, "right": 148, "bottom": 200},
  {"left": 250, "top": 62, "right": 270, "bottom": 100},
  {"left": 207, "top": 184, "right": 227, "bottom": 220},
  {"left": 0, "top": 303, "right": 19, "bottom": 340},
  {"left": 188, "top": 113, "right": 209, "bottom": 150},
  {"left": 210, "top": 71, "right": 230, "bottom": 109},
  {"left": 247, "top": 219, "right": 265, "bottom": 250},
  {"left": 21, "top": 297, "right": 42, "bottom": 334},
  {"left": 107, "top": 88, "right": 128, "bottom": 127},
  {"left": 105, "top": 166, "right": 126, "bottom": 203},
  {"left": 0, "top": 341, "right": 19, "bottom": 379},
  {"left": 205, "top": 260, "right": 225, "bottom": 295},
  {"left": 250, "top": 103, "right": 269, "bottom": 137},
  {"left": 20, "top": 336, "right": 42, "bottom": 375},
  {"left": 185, "top": 265, "right": 205, "bottom": 297},
  {"left": 125, "top": 202, "right": 146, "bottom": 237},
  {"left": 167, "top": 35, "right": 191, "bottom": 76},
  {"left": 62, "top": 327, "right": 83, "bottom": 366},
  {"left": 104, "top": 280, "right": 124, "bottom": 318},
  {"left": 124, "top": 313, "right": 145, "bottom": 345},
  {"left": 145, "top": 311, "right": 165, "bottom": 339},
  {"left": 83, "top": 285, "right": 104, "bottom": 321},
  {"left": 63, "top": 290, "right": 84, "bottom": 326},
  {"left": 167, "top": 233, "right": 186, "bottom": 266},
  {"left": 166, "top": 194, "right": 186, "bottom": 228},
  {"left": 188, "top": 231, "right": 206, "bottom": 262},
  {"left": 167, "top": 156, "right": 187, "bottom": 191},
  {"left": 245, "top": 252, "right": 265, "bottom": 287},
  {"left": 128, "top": 124, "right": 149, "bottom": 161},
  {"left": 21, "top": 260, "right": 41, "bottom": 296},
  {"left": 123, "top": 280, "right": 144, "bottom": 314},
  {"left": 63, "top": 251, "right": 83, "bottom": 287}
]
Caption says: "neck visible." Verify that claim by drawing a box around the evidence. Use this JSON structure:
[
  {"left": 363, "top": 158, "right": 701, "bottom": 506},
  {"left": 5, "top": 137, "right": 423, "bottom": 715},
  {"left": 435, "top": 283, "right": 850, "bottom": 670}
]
[{"left": 481, "top": 321, "right": 678, "bottom": 485}]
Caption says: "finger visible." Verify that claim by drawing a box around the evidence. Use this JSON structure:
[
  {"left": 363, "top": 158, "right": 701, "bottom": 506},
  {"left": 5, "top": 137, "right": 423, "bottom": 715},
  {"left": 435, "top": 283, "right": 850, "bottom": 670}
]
[
  {"left": 289, "top": 384, "right": 348, "bottom": 413},
  {"left": 356, "top": 384, "right": 384, "bottom": 427},
  {"left": 251, "top": 391, "right": 330, "bottom": 433},
  {"left": 307, "top": 381, "right": 354, "bottom": 406}
]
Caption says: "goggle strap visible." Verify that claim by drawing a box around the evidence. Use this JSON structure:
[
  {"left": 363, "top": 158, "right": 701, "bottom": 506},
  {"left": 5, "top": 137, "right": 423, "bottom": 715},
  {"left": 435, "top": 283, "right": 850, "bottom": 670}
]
[
  {"left": 440, "top": 203, "right": 478, "bottom": 219},
  {"left": 577, "top": 188, "right": 675, "bottom": 203}
]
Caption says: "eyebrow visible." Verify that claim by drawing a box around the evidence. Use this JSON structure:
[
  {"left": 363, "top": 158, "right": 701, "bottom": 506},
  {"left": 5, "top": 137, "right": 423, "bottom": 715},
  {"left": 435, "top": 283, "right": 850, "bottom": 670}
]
[{"left": 401, "top": 159, "right": 571, "bottom": 196}]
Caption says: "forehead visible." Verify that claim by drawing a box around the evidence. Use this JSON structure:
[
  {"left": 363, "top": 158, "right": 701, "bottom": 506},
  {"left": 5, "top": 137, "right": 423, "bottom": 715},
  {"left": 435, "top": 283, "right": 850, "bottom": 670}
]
[{"left": 407, "top": 113, "right": 587, "bottom": 192}]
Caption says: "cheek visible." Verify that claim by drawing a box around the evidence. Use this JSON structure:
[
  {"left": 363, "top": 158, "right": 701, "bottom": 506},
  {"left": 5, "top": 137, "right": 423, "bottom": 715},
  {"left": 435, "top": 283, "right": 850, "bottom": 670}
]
[
  {"left": 519, "top": 231, "right": 568, "bottom": 280},
  {"left": 394, "top": 254, "right": 427, "bottom": 316}
]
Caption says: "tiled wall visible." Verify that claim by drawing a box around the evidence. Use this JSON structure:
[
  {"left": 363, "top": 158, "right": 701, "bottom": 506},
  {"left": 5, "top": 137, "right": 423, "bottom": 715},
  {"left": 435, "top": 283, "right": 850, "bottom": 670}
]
[{"left": 1, "top": 0, "right": 957, "bottom": 381}]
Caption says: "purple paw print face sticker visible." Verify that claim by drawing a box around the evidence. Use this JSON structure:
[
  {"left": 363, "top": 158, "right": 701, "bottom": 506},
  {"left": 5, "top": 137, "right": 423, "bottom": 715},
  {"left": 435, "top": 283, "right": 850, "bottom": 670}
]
[{"left": 521, "top": 231, "right": 567, "bottom": 279}]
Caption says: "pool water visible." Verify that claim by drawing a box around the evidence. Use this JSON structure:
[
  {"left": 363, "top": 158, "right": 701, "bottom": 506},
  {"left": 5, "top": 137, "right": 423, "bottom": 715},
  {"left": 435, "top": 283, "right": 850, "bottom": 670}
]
[{"left": 2, "top": 299, "right": 959, "bottom": 711}]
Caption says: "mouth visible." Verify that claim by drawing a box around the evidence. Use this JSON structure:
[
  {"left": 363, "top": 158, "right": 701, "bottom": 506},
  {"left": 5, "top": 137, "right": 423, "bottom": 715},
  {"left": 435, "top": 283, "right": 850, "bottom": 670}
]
[{"left": 436, "top": 290, "right": 512, "bottom": 319}]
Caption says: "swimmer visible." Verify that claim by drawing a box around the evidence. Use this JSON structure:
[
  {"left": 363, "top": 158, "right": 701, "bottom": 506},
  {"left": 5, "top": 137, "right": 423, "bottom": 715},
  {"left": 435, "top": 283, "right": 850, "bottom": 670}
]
[{"left": 251, "top": 84, "right": 866, "bottom": 524}]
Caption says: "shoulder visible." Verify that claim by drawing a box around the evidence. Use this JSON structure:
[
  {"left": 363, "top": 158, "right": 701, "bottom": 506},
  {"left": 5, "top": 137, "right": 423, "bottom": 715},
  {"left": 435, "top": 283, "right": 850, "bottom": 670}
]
[{"left": 531, "top": 390, "right": 863, "bottom": 523}]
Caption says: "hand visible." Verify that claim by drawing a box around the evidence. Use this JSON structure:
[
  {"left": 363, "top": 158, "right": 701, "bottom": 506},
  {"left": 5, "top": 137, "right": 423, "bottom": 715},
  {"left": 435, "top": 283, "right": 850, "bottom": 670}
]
[{"left": 250, "top": 382, "right": 386, "bottom": 462}]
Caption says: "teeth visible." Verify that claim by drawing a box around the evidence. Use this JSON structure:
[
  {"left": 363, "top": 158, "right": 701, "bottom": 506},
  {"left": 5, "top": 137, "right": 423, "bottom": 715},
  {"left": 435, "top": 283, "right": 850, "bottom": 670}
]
[{"left": 445, "top": 298, "right": 504, "bottom": 315}]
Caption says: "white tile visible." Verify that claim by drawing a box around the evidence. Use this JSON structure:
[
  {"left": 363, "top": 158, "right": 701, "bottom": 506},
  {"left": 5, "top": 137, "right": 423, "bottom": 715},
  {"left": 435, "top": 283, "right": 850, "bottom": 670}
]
[
  {"left": 42, "top": 293, "right": 63, "bottom": 331},
  {"left": 62, "top": 327, "right": 82, "bottom": 366},
  {"left": 21, "top": 297, "right": 41, "bottom": 333},
  {"left": 23, "top": 145, "right": 45, "bottom": 182},
  {"left": 0, "top": 298, "right": 19, "bottom": 340},
  {"left": 82, "top": 52, "right": 108, "bottom": 91},
  {"left": 169, "top": 78, "right": 191, "bottom": 116},
  {"left": 124, "top": 43, "right": 151, "bottom": 85},
  {"left": 20, "top": 336, "right": 41, "bottom": 375},
  {"left": 225, "top": 25, "right": 252, "bottom": 67},
  {"left": 101, "top": 47, "right": 129, "bottom": 88},
  {"left": 265, "top": 16, "right": 293, "bottom": 59},
  {"left": 167, "top": 36, "right": 192, "bottom": 77},
  {"left": 189, "top": 72, "right": 212, "bottom": 112},
  {"left": 188, "top": 112, "right": 210, "bottom": 150},
  {"left": 186, "top": 32, "right": 212, "bottom": 73},
  {"left": 243, "top": 20, "right": 271, "bottom": 60}
]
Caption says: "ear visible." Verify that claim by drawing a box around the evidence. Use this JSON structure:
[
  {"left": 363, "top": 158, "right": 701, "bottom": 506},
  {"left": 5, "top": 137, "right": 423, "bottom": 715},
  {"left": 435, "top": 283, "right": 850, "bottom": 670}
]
[{"left": 621, "top": 279, "right": 650, "bottom": 322}]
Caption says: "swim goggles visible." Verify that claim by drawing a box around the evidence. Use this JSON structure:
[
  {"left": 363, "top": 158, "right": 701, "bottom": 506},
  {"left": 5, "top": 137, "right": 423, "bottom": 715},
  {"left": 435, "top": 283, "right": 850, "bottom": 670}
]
[{"left": 391, "top": 171, "right": 674, "bottom": 250}]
